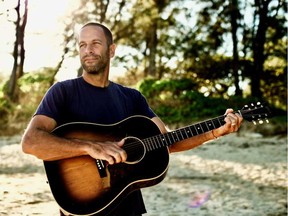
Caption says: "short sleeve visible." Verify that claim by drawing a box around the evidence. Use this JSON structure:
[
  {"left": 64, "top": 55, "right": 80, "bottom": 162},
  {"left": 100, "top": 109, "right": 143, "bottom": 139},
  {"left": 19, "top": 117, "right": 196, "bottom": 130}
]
[
  {"left": 133, "top": 90, "right": 156, "bottom": 118},
  {"left": 34, "top": 82, "right": 67, "bottom": 123}
]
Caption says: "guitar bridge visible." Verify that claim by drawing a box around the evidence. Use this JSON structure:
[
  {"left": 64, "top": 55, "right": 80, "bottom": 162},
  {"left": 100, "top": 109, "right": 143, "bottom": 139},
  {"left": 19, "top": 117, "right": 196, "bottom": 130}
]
[{"left": 96, "top": 159, "right": 107, "bottom": 178}]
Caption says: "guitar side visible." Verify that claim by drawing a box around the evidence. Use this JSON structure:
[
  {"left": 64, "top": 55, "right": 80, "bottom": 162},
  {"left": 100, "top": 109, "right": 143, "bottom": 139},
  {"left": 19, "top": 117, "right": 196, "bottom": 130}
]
[{"left": 44, "top": 116, "right": 169, "bottom": 216}]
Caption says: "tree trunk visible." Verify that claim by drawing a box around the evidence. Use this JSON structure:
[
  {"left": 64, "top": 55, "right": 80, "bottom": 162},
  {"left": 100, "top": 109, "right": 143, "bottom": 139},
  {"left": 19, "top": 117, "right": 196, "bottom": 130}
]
[
  {"left": 7, "top": 0, "right": 28, "bottom": 102},
  {"left": 230, "top": 0, "right": 242, "bottom": 96},
  {"left": 18, "top": 0, "right": 28, "bottom": 79},
  {"left": 7, "top": 0, "right": 21, "bottom": 102},
  {"left": 145, "top": 22, "right": 158, "bottom": 77},
  {"left": 252, "top": 0, "right": 270, "bottom": 98}
]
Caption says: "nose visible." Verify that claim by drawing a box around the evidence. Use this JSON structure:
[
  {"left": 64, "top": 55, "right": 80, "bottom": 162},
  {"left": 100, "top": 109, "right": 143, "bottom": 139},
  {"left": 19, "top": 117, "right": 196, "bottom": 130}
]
[{"left": 85, "top": 44, "right": 94, "bottom": 54}]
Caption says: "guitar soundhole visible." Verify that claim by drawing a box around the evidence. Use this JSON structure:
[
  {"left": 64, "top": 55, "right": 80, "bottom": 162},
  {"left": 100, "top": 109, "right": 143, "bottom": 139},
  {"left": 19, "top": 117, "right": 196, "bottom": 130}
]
[{"left": 123, "top": 136, "right": 146, "bottom": 164}]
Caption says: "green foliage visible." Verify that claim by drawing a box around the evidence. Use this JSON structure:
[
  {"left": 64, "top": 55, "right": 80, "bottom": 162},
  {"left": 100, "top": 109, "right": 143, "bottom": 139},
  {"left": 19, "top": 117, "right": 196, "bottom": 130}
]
[
  {"left": 0, "top": 70, "right": 53, "bottom": 134},
  {"left": 138, "top": 78, "right": 280, "bottom": 126},
  {"left": 1, "top": 0, "right": 287, "bottom": 135},
  {"left": 0, "top": 79, "right": 13, "bottom": 119},
  {"left": 138, "top": 78, "right": 198, "bottom": 98},
  {"left": 17, "top": 70, "right": 53, "bottom": 112}
]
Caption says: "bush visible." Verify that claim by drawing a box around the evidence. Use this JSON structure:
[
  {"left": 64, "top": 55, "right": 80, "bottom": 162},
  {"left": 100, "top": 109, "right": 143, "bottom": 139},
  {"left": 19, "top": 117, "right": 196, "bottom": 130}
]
[
  {"left": 138, "top": 78, "right": 285, "bottom": 131},
  {"left": 0, "top": 71, "right": 52, "bottom": 135}
]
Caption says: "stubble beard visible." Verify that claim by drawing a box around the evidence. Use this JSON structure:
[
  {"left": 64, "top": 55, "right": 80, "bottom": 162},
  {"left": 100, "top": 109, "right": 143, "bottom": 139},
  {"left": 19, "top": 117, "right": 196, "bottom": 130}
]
[{"left": 81, "top": 52, "right": 109, "bottom": 75}]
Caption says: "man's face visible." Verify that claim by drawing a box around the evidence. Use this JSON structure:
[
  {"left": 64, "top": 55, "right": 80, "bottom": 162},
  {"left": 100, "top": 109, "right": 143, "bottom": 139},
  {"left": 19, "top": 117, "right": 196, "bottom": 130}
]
[{"left": 78, "top": 26, "right": 110, "bottom": 75}]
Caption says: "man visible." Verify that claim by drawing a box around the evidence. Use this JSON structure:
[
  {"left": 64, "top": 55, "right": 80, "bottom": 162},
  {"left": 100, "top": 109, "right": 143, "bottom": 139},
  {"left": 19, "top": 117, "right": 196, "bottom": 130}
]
[{"left": 21, "top": 22, "right": 243, "bottom": 216}]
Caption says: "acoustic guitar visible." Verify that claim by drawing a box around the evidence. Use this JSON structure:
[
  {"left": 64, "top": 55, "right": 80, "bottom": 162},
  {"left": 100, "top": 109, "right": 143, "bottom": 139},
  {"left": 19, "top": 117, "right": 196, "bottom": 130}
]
[{"left": 44, "top": 102, "right": 271, "bottom": 215}]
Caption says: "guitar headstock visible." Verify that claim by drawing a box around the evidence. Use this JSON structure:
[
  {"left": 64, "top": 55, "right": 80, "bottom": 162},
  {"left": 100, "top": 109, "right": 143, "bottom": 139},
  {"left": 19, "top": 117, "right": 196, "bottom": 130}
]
[{"left": 239, "top": 102, "right": 271, "bottom": 125}]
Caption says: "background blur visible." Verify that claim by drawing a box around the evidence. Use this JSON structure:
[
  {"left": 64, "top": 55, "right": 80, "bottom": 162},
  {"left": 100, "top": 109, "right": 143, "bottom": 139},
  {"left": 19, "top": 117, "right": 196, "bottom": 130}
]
[
  {"left": 0, "top": 0, "right": 286, "bottom": 134},
  {"left": 0, "top": 1, "right": 287, "bottom": 215}
]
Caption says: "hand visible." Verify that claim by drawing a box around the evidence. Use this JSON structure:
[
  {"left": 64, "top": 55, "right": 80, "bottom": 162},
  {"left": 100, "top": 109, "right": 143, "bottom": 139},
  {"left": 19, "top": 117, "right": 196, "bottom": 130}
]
[
  {"left": 84, "top": 139, "right": 127, "bottom": 165},
  {"left": 213, "top": 109, "right": 243, "bottom": 138}
]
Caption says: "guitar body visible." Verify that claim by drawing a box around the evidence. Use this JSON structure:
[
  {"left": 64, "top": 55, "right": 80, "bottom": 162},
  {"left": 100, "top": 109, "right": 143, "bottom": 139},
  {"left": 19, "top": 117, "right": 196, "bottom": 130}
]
[{"left": 44, "top": 116, "right": 169, "bottom": 216}]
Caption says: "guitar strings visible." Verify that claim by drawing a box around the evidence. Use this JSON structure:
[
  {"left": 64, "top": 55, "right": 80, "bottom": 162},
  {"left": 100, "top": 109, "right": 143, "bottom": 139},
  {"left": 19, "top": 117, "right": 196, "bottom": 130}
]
[
  {"left": 122, "top": 117, "right": 225, "bottom": 152},
  {"left": 122, "top": 112, "right": 265, "bottom": 153}
]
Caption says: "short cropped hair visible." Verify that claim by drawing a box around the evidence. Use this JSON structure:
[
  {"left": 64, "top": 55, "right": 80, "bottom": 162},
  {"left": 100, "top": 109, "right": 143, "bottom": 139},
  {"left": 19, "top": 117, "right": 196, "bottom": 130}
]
[{"left": 81, "top": 22, "right": 114, "bottom": 46}]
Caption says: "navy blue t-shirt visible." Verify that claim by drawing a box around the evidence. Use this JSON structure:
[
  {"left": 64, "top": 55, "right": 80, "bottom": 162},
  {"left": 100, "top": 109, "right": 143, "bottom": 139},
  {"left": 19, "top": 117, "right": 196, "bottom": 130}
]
[
  {"left": 36, "top": 76, "right": 155, "bottom": 125},
  {"left": 35, "top": 77, "right": 156, "bottom": 216}
]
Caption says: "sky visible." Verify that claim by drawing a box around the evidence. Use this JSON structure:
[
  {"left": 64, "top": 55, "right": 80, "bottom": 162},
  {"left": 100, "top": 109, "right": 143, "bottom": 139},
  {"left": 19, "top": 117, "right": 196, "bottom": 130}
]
[
  {"left": 1, "top": 0, "right": 200, "bottom": 82},
  {"left": 0, "top": 0, "right": 133, "bottom": 81},
  {"left": 0, "top": 0, "right": 83, "bottom": 80},
  {"left": 0, "top": 0, "right": 258, "bottom": 84}
]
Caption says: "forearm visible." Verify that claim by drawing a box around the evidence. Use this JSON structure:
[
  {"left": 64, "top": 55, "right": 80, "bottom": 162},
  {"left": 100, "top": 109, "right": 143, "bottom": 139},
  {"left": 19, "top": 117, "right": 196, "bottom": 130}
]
[
  {"left": 169, "top": 131, "right": 215, "bottom": 153},
  {"left": 21, "top": 127, "right": 89, "bottom": 161},
  {"left": 168, "top": 109, "right": 243, "bottom": 153}
]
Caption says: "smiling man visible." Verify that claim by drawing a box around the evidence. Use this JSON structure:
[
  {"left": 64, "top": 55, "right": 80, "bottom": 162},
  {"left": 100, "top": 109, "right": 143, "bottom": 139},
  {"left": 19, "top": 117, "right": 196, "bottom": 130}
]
[{"left": 21, "top": 22, "right": 242, "bottom": 216}]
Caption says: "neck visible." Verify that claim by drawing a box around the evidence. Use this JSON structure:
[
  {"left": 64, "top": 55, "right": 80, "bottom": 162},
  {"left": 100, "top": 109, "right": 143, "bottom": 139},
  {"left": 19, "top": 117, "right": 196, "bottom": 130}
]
[{"left": 82, "top": 71, "right": 110, "bottom": 88}]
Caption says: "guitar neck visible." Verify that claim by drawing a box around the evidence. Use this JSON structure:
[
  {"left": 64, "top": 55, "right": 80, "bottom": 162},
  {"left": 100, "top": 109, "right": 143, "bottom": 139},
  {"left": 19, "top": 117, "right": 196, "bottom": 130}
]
[{"left": 143, "top": 114, "right": 228, "bottom": 151}]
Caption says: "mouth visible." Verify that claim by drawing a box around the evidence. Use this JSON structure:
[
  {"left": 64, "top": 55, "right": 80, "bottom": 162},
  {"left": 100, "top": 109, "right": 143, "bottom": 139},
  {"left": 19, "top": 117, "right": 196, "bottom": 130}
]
[
  {"left": 83, "top": 55, "right": 100, "bottom": 63},
  {"left": 85, "top": 58, "right": 96, "bottom": 63}
]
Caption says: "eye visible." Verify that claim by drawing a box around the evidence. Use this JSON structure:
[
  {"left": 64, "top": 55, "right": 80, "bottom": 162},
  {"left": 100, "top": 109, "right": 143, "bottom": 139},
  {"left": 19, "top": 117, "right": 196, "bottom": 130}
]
[
  {"left": 92, "top": 41, "right": 102, "bottom": 46},
  {"left": 79, "top": 43, "right": 86, "bottom": 48}
]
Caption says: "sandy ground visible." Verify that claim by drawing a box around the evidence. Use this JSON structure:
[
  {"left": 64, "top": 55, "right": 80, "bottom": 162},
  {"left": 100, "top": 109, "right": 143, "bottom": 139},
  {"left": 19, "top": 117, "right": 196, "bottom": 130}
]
[{"left": 0, "top": 132, "right": 287, "bottom": 216}]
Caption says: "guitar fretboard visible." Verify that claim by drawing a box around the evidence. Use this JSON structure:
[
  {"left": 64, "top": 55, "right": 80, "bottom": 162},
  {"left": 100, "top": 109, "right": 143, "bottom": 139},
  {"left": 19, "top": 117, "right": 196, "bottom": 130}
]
[{"left": 144, "top": 115, "right": 227, "bottom": 151}]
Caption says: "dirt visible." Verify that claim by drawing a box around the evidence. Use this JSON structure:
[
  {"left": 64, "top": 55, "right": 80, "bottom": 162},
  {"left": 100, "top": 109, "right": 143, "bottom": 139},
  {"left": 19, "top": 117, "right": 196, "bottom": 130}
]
[{"left": 0, "top": 132, "right": 287, "bottom": 216}]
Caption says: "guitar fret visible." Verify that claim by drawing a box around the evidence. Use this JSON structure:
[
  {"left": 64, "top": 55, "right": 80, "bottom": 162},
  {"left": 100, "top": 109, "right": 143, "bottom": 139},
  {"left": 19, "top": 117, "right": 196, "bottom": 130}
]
[
  {"left": 156, "top": 136, "right": 162, "bottom": 148},
  {"left": 149, "top": 137, "right": 154, "bottom": 150},
  {"left": 166, "top": 133, "right": 173, "bottom": 145},
  {"left": 186, "top": 129, "right": 191, "bottom": 138},
  {"left": 153, "top": 136, "right": 159, "bottom": 149},
  {"left": 191, "top": 125, "right": 198, "bottom": 135},
  {"left": 179, "top": 129, "right": 185, "bottom": 140},
  {"left": 216, "top": 117, "right": 223, "bottom": 127},
  {"left": 187, "top": 126, "right": 194, "bottom": 136},
  {"left": 199, "top": 123, "right": 205, "bottom": 132},
  {"left": 158, "top": 134, "right": 164, "bottom": 147},
  {"left": 151, "top": 137, "right": 157, "bottom": 149},
  {"left": 179, "top": 128, "right": 185, "bottom": 140},
  {"left": 174, "top": 131, "right": 180, "bottom": 141},
  {"left": 183, "top": 128, "right": 189, "bottom": 138},
  {"left": 204, "top": 121, "right": 210, "bottom": 131},
  {"left": 208, "top": 119, "right": 215, "bottom": 130},
  {"left": 160, "top": 134, "right": 168, "bottom": 147},
  {"left": 146, "top": 138, "right": 152, "bottom": 151},
  {"left": 201, "top": 122, "right": 209, "bottom": 132},
  {"left": 170, "top": 131, "right": 177, "bottom": 142},
  {"left": 195, "top": 124, "right": 203, "bottom": 134}
]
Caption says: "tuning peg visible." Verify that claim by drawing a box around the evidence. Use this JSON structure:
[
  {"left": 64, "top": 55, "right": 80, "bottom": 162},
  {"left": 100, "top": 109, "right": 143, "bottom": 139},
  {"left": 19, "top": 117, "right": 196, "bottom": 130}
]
[{"left": 252, "top": 120, "right": 257, "bottom": 125}]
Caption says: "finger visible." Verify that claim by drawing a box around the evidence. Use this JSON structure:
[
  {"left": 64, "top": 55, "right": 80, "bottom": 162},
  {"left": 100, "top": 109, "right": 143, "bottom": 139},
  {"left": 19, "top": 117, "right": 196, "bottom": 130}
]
[
  {"left": 116, "top": 139, "right": 127, "bottom": 162},
  {"left": 111, "top": 151, "right": 122, "bottom": 164},
  {"left": 226, "top": 113, "right": 238, "bottom": 126},
  {"left": 108, "top": 146, "right": 127, "bottom": 163},
  {"left": 104, "top": 155, "right": 115, "bottom": 165},
  {"left": 224, "top": 115, "right": 235, "bottom": 126},
  {"left": 235, "top": 113, "right": 243, "bottom": 125},
  {"left": 224, "top": 108, "right": 234, "bottom": 115},
  {"left": 117, "top": 139, "right": 125, "bottom": 147},
  {"left": 116, "top": 148, "right": 127, "bottom": 162},
  {"left": 97, "top": 151, "right": 115, "bottom": 165},
  {"left": 88, "top": 144, "right": 118, "bottom": 165}
]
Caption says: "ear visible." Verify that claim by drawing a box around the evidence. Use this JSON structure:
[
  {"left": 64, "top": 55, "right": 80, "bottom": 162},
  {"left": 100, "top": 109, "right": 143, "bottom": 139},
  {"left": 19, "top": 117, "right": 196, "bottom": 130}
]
[{"left": 109, "top": 44, "right": 116, "bottom": 58}]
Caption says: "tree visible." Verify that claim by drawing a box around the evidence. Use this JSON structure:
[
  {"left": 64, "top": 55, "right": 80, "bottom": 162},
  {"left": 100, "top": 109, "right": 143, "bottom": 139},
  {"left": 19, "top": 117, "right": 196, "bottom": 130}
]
[
  {"left": 179, "top": 0, "right": 286, "bottom": 103},
  {"left": 251, "top": 0, "right": 269, "bottom": 98},
  {"left": 6, "top": 0, "right": 28, "bottom": 102},
  {"left": 250, "top": 0, "right": 286, "bottom": 98},
  {"left": 229, "top": 0, "right": 242, "bottom": 96}
]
